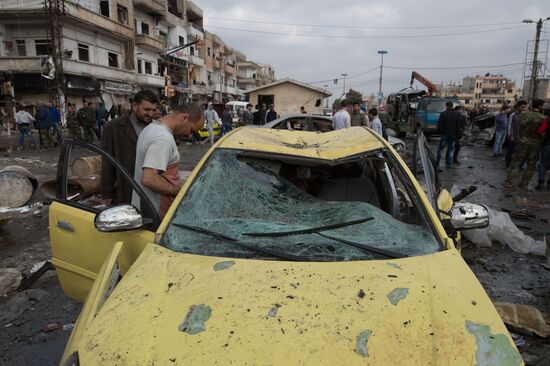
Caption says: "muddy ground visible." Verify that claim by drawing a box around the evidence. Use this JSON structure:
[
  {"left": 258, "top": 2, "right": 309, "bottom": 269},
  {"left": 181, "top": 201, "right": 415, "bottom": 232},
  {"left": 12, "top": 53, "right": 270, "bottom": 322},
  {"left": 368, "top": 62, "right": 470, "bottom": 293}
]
[{"left": 0, "top": 129, "right": 549, "bottom": 365}]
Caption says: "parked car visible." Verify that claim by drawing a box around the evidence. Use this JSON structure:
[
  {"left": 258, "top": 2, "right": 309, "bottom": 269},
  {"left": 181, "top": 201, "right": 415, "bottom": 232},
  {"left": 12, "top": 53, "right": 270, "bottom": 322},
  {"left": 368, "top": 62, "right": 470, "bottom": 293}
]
[
  {"left": 263, "top": 114, "right": 406, "bottom": 156},
  {"left": 197, "top": 120, "right": 222, "bottom": 139},
  {"left": 49, "top": 129, "right": 519, "bottom": 365}
]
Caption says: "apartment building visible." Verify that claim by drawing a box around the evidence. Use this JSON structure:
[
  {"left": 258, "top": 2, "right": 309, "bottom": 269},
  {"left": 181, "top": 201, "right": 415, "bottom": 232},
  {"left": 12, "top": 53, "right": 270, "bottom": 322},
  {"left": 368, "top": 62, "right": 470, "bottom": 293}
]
[
  {"left": 236, "top": 60, "right": 276, "bottom": 93},
  {"left": 458, "top": 74, "right": 518, "bottom": 110}
]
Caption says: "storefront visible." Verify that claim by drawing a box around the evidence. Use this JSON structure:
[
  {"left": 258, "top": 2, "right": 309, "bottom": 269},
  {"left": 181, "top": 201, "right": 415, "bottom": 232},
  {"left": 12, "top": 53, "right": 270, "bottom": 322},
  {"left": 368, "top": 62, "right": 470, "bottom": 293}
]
[
  {"left": 65, "top": 74, "right": 101, "bottom": 107},
  {"left": 12, "top": 73, "right": 50, "bottom": 107},
  {"left": 101, "top": 80, "right": 136, "bottom": 111}
]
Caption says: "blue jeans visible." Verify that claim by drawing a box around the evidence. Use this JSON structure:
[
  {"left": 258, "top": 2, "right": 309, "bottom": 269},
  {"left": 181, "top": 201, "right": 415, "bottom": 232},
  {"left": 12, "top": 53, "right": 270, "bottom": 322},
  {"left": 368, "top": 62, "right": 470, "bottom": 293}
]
[
  {"left": 493, "top": 130, "right": 506, "bottom": 155},
  {"left": 221, "top": 123, "right": 232, "bottom": 136},
  {"left": 436, "top": 136, "right": 455, "bottom": 167},
  {"left": 538, "top": 144, "right": 550, "bottom": 183},
  {"left": 18, "top": 124, "right": 36, "bottom": 146},
  {"left": 51, "top": 122, "right": 63, "bottom": 145}
]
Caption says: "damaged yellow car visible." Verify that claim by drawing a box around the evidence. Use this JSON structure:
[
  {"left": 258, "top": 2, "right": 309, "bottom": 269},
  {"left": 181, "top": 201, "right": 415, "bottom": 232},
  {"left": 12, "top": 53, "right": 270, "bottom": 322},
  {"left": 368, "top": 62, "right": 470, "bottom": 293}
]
[{"left": 49, "top": 127, "right": 522, "bottom": 365}]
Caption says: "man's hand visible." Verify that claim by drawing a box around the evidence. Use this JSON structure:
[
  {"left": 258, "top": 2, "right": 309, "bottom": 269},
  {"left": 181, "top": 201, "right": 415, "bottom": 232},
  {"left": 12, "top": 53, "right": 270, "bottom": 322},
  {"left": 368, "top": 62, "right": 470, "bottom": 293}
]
[{"left": 142, "top": 168, "right": 180, "bottom": 197}]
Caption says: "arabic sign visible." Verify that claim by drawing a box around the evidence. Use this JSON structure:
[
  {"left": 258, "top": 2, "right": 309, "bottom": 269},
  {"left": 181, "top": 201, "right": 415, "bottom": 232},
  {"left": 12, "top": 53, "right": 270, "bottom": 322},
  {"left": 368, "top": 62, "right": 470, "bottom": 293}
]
[{"left": 103, "top": 80, "right": 136, "bottom": 95}]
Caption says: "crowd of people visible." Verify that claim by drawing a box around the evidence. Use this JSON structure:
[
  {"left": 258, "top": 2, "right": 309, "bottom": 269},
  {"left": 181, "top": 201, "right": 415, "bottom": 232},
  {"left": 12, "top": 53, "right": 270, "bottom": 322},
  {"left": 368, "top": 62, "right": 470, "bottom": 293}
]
[
  {"left": 434, "top": 98, "right": 550, "bottom": 190},
  {"left": 331, "top": 99, "right": 388, "bottom": 139}
]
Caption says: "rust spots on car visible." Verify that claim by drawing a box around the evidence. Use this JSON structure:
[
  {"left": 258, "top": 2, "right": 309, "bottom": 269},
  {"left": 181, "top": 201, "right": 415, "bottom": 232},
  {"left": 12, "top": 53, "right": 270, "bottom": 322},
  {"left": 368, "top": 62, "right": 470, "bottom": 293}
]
[
  {"left": 213, "top": 261, "right": 235, "bottom": 271},
  {"left": 178, "top": 304, "right": 212, "bottom": 335},
  {"left": 355, "top": 329, "right": 372, "bottom": 357},
  {"left": 386, "top": 288, "right": 409, "bottom": 305},
  {"left": 465, "top": 320, "right": 521, "bottom": 366}
]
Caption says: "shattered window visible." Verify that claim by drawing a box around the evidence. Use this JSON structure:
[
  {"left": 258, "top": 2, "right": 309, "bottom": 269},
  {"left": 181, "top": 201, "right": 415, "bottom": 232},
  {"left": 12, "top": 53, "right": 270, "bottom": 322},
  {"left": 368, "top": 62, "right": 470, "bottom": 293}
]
[{"left": 161, "top": 149, "right": 440, "bottom": 261}]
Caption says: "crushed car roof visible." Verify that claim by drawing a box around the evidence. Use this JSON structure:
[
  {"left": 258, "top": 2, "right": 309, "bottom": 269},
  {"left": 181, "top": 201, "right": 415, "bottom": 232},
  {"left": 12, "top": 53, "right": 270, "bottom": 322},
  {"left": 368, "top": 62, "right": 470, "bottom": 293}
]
[{"left": 218, "top": 127, "right": 387, "bottom": 160}]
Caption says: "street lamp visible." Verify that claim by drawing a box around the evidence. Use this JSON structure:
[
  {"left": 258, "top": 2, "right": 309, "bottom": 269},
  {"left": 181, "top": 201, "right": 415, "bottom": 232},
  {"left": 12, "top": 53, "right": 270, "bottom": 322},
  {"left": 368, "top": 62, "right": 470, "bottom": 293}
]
[
  {"left": 377, "top": 50, "right": 388, "bottom": 103},
  {"left": 523, "top": 17, "right": 550, "bottom": 102},
  {"left": 341, "top": 73, "right": 348, "bottom": 95}
]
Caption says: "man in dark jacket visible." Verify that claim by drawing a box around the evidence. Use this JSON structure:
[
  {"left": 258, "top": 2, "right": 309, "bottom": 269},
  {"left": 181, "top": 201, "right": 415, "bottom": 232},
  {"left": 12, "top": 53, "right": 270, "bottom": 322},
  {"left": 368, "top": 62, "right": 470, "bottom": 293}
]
[
  {"left": 265, "top": 104, "right": 278, "bottom": 124},
  {"left": 100, "top": 90, "right": 158, "bottom": 205},
  {"left": 36, "top": 102, "right": 53, "bottom": 148},
  {"left": 436, "top": 101, "right": 461, "bottom": 169},
  {"left": 95, "top": 102, "right": 109, "bottom": 140}
]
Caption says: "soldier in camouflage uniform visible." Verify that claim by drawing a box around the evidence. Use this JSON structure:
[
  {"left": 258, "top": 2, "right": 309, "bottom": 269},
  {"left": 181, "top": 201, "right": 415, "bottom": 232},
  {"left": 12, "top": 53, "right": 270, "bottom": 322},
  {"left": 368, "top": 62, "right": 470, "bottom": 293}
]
[
  {"left": 504, "top": 99, "right": 546, "bottom": 188},
  {"left": 77, "top": 102, "right": 96, "bottom": 143},
  {"left": 66, "top": 104, "right": 82, "bottom": 140}
]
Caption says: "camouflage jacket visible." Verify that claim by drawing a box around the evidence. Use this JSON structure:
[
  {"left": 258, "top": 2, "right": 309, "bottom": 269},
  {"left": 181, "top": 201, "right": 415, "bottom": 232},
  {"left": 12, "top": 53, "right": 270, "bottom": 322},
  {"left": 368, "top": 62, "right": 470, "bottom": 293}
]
[
  {"left": 77, "top": 108, "right": 95, "bottom": 125},
  {"left": 66, "top": 111, "right": 78, "bottom": 128},
  {"left": 519, "top": 110, "right": 545, "bottom": 143}
]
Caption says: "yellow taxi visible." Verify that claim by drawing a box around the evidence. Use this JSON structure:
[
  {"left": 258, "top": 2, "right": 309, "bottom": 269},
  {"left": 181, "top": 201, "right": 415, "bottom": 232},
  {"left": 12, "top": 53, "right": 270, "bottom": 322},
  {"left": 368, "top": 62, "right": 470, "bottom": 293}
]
[
  {"left": 197, "top": 120, "right": 222, "bottom": 139},
  {"left": 49, "top": 127, "right": 521, "bottom": 365}
]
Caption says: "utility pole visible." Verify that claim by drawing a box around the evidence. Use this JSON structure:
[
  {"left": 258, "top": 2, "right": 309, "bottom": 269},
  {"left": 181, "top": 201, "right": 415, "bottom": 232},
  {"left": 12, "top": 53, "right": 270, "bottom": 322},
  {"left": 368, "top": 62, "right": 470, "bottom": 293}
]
[
  {"left": 377, "top": 50, "right": 388, "bottom": 102},
  {"left": 524, "top": 17, "right": 550, "bottom": 102},
  {"left": 324, "top": 84, "right": 329, "bottom": 108},
  {"left": 341, "top": 73, "right": 348, "bottom": 96},
  {"left": 44, "top": 0, "right": 66, "bottom": 120}
]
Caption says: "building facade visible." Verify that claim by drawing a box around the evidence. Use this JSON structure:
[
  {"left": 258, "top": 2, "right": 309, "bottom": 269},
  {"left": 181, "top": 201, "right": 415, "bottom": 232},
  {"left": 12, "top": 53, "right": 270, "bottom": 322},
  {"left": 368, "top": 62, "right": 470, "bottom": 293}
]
[
  {"left": 0, "top": 0, "right": 275, "bottom": 114},
  {"left": 458, "top": 75, "right": 518, "bottom": 110}
]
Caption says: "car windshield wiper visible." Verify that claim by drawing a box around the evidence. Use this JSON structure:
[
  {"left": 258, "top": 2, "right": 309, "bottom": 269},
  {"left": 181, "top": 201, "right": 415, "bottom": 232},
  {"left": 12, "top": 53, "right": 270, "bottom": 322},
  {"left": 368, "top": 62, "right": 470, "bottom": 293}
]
[
  {"left": 317, "top": 233, "right": 407, "bottom": 259},
  {"left": 171, "top": 222, "right": 330, "bottom": 262},
  {"left": 241, "top": 217, "right": 374, "bottom": 237}
]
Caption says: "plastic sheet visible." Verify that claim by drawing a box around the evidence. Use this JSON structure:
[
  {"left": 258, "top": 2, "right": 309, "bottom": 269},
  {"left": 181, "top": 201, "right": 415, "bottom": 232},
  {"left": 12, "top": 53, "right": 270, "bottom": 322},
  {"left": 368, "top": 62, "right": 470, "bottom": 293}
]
[{"left": 162, "top": 150, "right": 439, "bottom": 261}]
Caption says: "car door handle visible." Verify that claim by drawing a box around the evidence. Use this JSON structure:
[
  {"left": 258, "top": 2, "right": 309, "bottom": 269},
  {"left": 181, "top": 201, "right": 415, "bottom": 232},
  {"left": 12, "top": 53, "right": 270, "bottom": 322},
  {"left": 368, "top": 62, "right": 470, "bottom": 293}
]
[{"left": 57, "top": 220, "right": 74, "bottom": 233}]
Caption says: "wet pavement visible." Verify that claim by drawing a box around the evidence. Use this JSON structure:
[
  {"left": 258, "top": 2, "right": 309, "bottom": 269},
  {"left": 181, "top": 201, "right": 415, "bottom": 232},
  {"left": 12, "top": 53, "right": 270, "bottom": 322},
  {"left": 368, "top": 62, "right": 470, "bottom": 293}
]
[{"left": 1, "top": 130, "right": 549, "bottom": 365}]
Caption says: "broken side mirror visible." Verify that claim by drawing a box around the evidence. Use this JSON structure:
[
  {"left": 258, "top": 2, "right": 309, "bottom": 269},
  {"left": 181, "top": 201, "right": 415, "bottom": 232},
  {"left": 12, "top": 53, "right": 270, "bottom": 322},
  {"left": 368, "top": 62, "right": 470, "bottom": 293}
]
[
  {"left": 449, "top": 203, "right": 489, "bottom": 230},
  {"left": 95, "top": 204, "right": 144, "bottom": 232}
]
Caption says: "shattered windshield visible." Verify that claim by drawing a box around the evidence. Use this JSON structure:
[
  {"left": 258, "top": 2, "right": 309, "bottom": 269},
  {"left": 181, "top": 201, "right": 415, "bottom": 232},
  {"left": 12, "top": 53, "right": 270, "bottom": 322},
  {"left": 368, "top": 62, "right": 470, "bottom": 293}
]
[
  {"left": 161, "top": 149, "right": 440, "bottom": 261},
  {"left": 427, "top": 100, "right": 448, "bottom": 112}
]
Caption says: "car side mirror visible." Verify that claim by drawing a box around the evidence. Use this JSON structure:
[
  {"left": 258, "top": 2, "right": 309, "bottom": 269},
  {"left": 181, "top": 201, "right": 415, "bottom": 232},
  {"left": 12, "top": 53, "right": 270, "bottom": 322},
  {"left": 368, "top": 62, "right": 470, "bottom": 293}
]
[
  {"left": 95, "top": 205, "right": 144, "bottom": 232},
  {"left": 450, "top": 203, "right": 489, "bottom": 230}
]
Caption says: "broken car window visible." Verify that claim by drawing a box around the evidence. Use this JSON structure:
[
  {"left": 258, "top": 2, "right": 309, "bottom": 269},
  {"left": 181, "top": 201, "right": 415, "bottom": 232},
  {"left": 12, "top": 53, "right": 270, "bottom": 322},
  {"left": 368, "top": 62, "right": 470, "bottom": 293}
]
[{"left": 161, "top": 149, "right": 440, "bottom": 261}]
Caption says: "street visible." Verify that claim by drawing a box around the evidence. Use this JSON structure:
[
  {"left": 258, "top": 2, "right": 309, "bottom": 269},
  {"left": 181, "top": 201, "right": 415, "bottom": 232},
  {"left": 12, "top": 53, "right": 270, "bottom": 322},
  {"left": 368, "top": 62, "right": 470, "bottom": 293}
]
[{"left": 0, "top": 129, "right": 549, "bottom": 365}]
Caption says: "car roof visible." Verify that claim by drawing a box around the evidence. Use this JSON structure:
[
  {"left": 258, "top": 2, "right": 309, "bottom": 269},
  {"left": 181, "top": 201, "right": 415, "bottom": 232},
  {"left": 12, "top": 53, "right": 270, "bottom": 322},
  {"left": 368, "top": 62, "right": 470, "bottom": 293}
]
[
  {"left": 263, "top": 114, "right": 331, "bottom": 129},
  {"left": 217, "top": 126, "right": 387, "bottom": 160}
]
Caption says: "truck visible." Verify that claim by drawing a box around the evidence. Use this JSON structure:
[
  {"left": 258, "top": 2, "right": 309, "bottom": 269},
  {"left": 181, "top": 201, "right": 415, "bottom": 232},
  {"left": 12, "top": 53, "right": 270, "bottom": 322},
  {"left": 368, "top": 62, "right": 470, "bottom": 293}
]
[{"left": 387, "top": 71, "right": 461, "bottom": 136}]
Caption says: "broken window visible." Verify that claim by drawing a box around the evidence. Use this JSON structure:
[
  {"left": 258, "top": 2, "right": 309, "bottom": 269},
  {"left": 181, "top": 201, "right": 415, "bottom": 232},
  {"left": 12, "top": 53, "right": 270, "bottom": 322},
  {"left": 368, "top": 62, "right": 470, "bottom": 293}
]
[
  {"left": 108, "top": 52, "right": 118, "bottom": 68},
  {"left": 117, "top": 4, "right": 128, "bottom": 25},
  {"left": 99, "top": 0, "right": 109, "bottom": 17},
  {"left": 141, "top": 22, "right": 149, "bottom": 35},
  {"left": 35, "top": 39, "right": 51, "bottom": 56},
  {"left": 144, "top": 61, "right": 152, "bottom": 74},
  {"left": 16, "top": 40, "right": 26, "bottom": 56},
  {"left": 78, "top": 43, "right": 89, "bottom": 62},
  {"left": 162, "top": 149, "right": 440, "bottom": 261}
]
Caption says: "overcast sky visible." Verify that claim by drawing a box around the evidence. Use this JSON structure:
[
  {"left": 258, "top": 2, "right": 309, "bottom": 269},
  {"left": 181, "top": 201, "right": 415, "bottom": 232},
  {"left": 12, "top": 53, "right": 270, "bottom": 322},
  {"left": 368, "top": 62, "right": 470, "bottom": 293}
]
[{"left": 202, "top": 0, "right": 550, "bottom": 99}]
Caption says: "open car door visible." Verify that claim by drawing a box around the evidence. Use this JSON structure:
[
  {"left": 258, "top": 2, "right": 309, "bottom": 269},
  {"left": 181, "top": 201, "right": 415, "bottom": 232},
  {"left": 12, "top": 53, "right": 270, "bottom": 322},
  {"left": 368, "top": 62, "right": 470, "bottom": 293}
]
[
  {"left": 412, "top": 132, "right": 454, "bottom": 214},
  {"left": 49, "top": 139, "right": 160, "bottom": 302}
]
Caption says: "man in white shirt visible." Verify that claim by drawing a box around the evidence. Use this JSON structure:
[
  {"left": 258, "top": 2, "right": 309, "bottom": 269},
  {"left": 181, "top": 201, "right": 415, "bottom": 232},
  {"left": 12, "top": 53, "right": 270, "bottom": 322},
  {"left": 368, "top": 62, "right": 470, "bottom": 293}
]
[
  {"left": 368, "top": 108, "right": 383, "bottom": 136},
  {"left": 15, "top": 105, "right": 37, "bottom": 149},
  {"left": 332, "top": 100, "right": 351, "bottom": 130},
  {"left": 132, "top": 103, "right": 204, "bottom": 219},
  {"left": 201, "top": 102, "right": 221, "bottom": 146}
]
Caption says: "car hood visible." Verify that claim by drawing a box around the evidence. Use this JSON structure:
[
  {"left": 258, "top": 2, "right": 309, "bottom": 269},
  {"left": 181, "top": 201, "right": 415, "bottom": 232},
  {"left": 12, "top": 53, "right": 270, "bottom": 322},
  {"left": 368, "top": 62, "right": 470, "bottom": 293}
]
[{"left": 76, "top": 245, "right": 521, "bottom": 365}]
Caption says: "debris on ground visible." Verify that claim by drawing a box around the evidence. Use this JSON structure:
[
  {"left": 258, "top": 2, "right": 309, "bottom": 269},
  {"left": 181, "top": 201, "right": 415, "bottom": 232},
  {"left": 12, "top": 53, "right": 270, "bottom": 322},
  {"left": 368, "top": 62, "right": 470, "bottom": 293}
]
[
  {"left": 494, "top": 302, "right": 550, "bottom": 337},
  {"left": 41, "top": 323, "right": 63, "bottom": 333},
  {"left": 0, "top": 289, "right": 48, "bottom": 325},
  {"left": 0, "top": 268, "right": 22, "bottom": 295},
  {"left": 461, "top": 207, "right": 546, "bottom": 256},
  {"left": 0, "top": 166, "right": 38, "bottom": 208},
  {"left": 0, "top": 202, "right": 45, "bottom": 224}
]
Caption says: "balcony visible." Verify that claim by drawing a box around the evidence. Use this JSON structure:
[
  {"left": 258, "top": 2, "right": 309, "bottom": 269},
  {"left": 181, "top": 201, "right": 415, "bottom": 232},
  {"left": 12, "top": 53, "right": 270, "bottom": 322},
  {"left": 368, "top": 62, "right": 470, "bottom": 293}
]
[
  {"left": 238, "top": 77, "right": 257, "bottom": 85},
  {"left": 163, "top": 9, "right": 184, "bottom": 26},
  {"left": 188, "top": 54, "right": 204, "bottom": 67},
  {"left": 135, "top": 34, "right": 165, "bottom": 52},
  {"left": 186, "top": 23, "right": 204, "bottom": 41},
  {"left": 137, "top": 74, "right": 165, "bottom": 87},
  {"left": 134, "top": 0, "right": 165, "bottom": 16},
  {"left": 224, "top": 64, "right": 236, "bottom": 75},
  {"left": 237, "top": 61, "right": 257, "bottom": 69},
  {"left": 0, "top": 0, "right": 43, "bottom": 11},
  {"left": 190, "top": 84, "right": 206, "bottom": 94},
  {"left": 225, "top": 86, "right": 238, "bottom": 95},
  {"left": 64, "top": 1, "right": 134, "bottom": 40},
  {"left": 0, "top": 57, "right": 41, "bottom": 72},
  {"left": 186, "top": 0, "right": 203, "bottom": 19}
]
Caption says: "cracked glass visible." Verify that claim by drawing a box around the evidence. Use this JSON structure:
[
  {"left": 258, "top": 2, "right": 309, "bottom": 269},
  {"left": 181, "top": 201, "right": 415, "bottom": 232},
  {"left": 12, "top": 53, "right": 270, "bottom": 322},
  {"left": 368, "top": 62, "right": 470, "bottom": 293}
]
[{"left": 161, "top": 149, "right": 440, "bottom": 261}]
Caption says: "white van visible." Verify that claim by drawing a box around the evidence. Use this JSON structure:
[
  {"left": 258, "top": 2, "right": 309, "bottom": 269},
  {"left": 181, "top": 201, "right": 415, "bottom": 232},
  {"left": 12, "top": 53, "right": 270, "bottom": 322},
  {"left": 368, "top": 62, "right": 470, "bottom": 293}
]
[{"left": 225, "top": 101, "right": 249, "bottom": 123}]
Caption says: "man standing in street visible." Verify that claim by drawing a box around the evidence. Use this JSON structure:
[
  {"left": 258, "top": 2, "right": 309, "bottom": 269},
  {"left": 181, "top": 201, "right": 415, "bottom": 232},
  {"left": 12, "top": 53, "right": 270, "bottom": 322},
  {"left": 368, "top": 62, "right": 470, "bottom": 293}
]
[
  {"left": 453, "top": 105, "right": 467, "bottom": 165},
  {"left": 368, "top": 108, "right": 383, "bottom": 136},
  {"left": 506, "top": 101, "right": 527, "bottom": 168},
  {"left": 493, "top": 105, "right": 510, "bottom": 157},
  {"left": 35, "top": 102, "right": 53, "bottom": 148},
  {"left": 258, "top": 103, "right": 267, "bottom": 125},
  {"left": 48, "top": 101, "right": 63, "bottom": 146},
  {"left": 15, "top": 105, "right": 36, "bottom": 149},
  {"left": 100, "top": 90, "right": 159, "bottom": 205},
  {"left": 95, "top": 102, "right": 109, "bottom": 140},
  {"left": 350, "top": 102, "right": 368, "bottom": 127},
  {"left": 504, "top": 99, "right": 546, "bottom": 188},
  {"left": 436, "top": 101, "right": 461, "bottom": 170},
  {"left": 66, "top": 104, "right": 82, "bottom": 140},
  {"left": 266, "top": 104, "right": 278, "bottom": 124},
  {"left": 132, "top": 103, "right": 204, "bottom": 218},
  {"left": 78, "top": 102, "right": 96, "bottom": 143},
  {"left": 202, "top": 102, "right": 221, "bottom": 146},
  {"left": 243, "top": 104, "right": 254, "bottom": 125},
  {"left": 221, "top": 105, "right": 233, "bottom": 136},
  {"left": 535, "top": 108, "right": 550, "bottom": 190},
  {"left": 332, "top": 100, "right": 351, "bottom": 130}
]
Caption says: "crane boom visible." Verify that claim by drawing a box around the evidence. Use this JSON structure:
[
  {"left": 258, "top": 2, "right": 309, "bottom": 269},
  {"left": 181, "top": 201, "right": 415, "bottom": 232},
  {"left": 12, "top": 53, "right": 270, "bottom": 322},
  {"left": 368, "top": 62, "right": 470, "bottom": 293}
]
[{"left": 410, "top": 71, "right": 438, "bottom": 96}]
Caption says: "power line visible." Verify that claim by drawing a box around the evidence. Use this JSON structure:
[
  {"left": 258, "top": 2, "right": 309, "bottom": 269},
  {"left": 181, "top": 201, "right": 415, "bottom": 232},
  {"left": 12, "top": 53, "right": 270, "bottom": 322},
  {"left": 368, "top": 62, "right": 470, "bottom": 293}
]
[
  {"left": 205, "top": 25, "right": 529, "bottom": 39},
  {"left": 205, "top": 16, "right": 523, "bottom": 30},
  {"left": 308, "top": 66, "right": 379, "bottom": 84},
  {"left": 383, "top": 62, "right": 525, "bottom": 70}
]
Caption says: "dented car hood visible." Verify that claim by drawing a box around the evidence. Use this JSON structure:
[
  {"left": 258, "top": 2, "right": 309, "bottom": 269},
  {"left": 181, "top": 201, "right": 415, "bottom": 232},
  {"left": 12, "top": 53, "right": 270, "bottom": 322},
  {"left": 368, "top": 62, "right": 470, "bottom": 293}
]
[{"left": 76, "top": 244, "right": 521, "bottom": 365}]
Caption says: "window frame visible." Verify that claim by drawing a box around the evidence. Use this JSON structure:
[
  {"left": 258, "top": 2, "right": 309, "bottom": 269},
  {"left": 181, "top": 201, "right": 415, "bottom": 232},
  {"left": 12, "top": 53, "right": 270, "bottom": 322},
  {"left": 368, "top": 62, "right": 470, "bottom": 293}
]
[
  {"left": 35, "top": 39, "right": 52, "bottom": 56},
  {"left": 16, "top": 39, "right": 26, "bottom": 56},
  {"left": 108, "top": 52, "right": 119, "bottom": 68},
  {"left": 116, "top": 4, "right": 128, "bottom": 25},
  {"left": 77, "top": 43, "right": 90, "bottom": 62}
]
